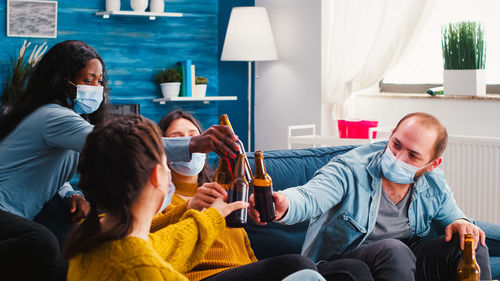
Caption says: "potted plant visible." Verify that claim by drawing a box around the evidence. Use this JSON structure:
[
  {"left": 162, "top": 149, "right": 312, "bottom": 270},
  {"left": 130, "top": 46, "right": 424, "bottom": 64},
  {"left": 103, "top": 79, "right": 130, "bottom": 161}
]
[
  {"left": 155, "top": 67, "right": 182, "bottom": 98},
  {"left": 2, "top": 40, "right": 47, "bottom": 113},
  {"left": 194, "top": 76, "right": 208, "bottom": 98},
  {"left": 441, "top": 21, "right": 486, "bottom": 96}
]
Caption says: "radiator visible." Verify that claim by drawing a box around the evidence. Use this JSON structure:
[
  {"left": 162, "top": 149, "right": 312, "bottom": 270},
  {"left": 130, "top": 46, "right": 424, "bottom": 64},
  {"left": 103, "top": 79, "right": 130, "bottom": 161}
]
[{"left": 439, "top": 135, "right": 500, "bottom": 224}]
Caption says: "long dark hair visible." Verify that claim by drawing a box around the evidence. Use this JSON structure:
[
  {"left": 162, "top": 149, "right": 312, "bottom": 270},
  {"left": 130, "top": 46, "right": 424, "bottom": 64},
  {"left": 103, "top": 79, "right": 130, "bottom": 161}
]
[
  {"left": 158, "top": 110, "right": 213, "bottom": 185},
  {"left": 63, "top": 115, "right": 164, "bottom": 259},
  {"left": 0, "top": 40, "right": 109, "bottom": 142}
]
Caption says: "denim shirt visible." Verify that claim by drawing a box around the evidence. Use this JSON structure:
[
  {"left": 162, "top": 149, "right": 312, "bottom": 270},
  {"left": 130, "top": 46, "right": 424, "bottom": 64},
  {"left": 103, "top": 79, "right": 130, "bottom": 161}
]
[{"left": 280, "top": 142, "right": 467, "bottom": 262}]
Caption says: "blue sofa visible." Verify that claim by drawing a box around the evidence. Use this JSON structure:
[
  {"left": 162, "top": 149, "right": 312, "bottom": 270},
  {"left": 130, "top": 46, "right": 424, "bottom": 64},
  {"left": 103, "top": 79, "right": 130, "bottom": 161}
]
[{"left": 244, "top": 145, "right": 500, "bottom": 279}]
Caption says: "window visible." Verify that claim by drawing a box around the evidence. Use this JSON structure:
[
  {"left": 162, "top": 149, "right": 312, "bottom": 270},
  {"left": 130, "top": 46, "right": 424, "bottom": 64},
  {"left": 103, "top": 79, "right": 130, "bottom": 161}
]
[{"left": 382, "top": 0, "right": 500, "bottom": 89}]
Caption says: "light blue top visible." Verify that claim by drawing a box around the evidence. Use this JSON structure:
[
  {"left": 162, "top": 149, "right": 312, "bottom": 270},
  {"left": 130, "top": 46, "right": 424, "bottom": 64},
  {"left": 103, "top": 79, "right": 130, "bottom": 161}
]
[
  {"left": 0, "top": 103, "right": 191, "bottom": 219},
  {"left": 280, "top": 142, "right": 467, "bottom": 262}
]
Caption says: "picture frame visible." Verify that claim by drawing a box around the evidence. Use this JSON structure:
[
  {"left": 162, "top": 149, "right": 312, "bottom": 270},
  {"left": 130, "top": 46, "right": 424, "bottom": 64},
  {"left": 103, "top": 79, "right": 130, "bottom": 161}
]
[{"left": 6, "top": 0, "right": 58, "bottom": 38}]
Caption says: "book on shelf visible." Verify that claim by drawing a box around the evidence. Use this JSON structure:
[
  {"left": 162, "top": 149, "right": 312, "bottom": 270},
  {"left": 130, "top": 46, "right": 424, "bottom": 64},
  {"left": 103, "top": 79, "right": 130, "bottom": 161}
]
[
  {"left": 179, "top": 60, "right": 192, "bottom": 97},
  {"left": 176, "top": 62, "right": 186, "bottom": 97},
  {"left": 191, "top": 64, "right": 196, "bottom": 97}
]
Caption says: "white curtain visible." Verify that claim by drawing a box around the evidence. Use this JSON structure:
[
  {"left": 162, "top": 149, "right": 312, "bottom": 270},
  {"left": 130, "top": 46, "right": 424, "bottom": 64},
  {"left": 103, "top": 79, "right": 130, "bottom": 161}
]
[{"left": 322, "top": 0, "right": 437, "bottom": 130}]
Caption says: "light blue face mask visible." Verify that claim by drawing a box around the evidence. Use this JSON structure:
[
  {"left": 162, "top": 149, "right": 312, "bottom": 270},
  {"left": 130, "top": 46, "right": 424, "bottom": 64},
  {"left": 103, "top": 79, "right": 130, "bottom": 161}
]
[
  {"left": 67, "top": 82, "right": 104, "bottom": 114},
  {"left": 169, "top": 153, "right": 206, "bottom": 176},
  {"left": 159, "top": 182, "right": 176, "bottom": 213},
  {"left": 381, "top": 147, "right": 420, "bottom": 184}
]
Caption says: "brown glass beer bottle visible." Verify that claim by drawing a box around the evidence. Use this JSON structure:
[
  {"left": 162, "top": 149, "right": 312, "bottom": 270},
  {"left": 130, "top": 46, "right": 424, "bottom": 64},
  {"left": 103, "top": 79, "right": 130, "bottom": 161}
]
[
  {"left": 225, "top": 154, "right": 249, "bottom": 228},
  {"left": 457, "top": 234, "right": 480, "bottom": 281},
  {"left": 214, "top": 155, "right": 233, "bottom": 190},
  {"left": 219, "top": 114, "right": 253, "bottom": 182},
  {"left": 253, "top": 151, "right": 276, "bottom": 222}
]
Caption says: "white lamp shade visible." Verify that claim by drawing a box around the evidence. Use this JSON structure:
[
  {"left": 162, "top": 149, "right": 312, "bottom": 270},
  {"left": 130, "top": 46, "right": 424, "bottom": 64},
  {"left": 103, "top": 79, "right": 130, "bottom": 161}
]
[{"left": 221, "top": 7, "right": 278, "bottom": 61}]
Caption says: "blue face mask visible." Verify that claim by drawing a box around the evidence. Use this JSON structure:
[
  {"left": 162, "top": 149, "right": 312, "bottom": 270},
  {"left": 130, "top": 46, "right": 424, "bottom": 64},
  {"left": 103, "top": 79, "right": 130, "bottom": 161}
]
[
  {"left": 67, "top": 83, "right": 104, "bottom": 114},
  {"left": 159, "top": 182, "right": 176, "bottom": 213},
  {"left": 381, "top": 147, "right": 420, "bottom": 184},
  {"left": 169, "top": 153, "right": 206, "bottom": 176}
]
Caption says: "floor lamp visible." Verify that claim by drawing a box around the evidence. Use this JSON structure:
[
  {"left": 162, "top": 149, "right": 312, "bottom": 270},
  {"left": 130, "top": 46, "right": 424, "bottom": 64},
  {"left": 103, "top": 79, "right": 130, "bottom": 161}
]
[{"left": 221, "top": 6, "right": 278, "bottom": 152}]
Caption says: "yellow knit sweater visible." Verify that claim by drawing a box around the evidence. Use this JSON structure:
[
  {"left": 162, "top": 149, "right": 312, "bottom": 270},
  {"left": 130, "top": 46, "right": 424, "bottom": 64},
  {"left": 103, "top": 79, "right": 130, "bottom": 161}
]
[
  {"left": 68, "top": 208, "right": 225, "bottom": 281},
  {"left": 151, "top": 180, "right": 258, "bottom": 281}
]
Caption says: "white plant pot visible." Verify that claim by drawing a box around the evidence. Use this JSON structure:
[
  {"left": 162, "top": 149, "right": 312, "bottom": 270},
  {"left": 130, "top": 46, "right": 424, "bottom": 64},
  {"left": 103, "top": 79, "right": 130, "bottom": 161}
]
[
  {"left": 160, "top": 82, "right": 181, "bottom": 98},
  {"left": 195, "top": 84, "right": 207, "bottom": 98},
  {"left": 149, "top": 0, "right": 164, "bottom": 12},
  {"left": 106, "top": 0, "right": 120, "bottom": 11},
  {"left": 443, "top": 69, "right": 486, "bottom": 96},
  {"left": 131, "top": 0, "right": 148, "bottom": 12}
]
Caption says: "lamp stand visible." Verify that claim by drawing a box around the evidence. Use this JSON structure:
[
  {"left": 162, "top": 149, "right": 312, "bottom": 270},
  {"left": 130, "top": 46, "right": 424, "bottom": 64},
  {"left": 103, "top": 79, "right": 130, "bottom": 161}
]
[{"left": 247, "top": 61, "right": 252, "bottom": 152}]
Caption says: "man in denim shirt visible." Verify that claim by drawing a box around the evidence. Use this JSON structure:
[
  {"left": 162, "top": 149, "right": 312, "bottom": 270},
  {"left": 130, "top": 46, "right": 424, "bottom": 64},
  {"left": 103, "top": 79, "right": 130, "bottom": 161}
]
[{"left": 250, "top": 112, "right": 491, "bottom": 281}]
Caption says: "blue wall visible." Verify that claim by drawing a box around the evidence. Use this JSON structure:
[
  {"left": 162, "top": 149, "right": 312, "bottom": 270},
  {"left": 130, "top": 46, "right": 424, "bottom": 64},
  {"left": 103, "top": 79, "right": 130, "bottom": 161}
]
[{"left": 0, "top": 0, "right": 254, "bottom": 148}]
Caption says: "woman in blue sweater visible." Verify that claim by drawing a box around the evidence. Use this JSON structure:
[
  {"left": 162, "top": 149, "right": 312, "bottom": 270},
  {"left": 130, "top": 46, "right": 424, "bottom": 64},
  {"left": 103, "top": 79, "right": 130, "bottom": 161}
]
[
  {"left": 0, "top": 40, "right": 239, "bottom": 281},
  {"left": 0, "top": 40, "right": 106, "bottom": 281}
]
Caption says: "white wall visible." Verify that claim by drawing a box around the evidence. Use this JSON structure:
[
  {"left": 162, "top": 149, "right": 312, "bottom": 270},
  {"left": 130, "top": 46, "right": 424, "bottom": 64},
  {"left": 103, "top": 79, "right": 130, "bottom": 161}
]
[
  {"left": 254, "top": 0, "right": 322, "bottom": 151},
  {"left": 354, "top": 94, "right": 500, "bottom": 137}
]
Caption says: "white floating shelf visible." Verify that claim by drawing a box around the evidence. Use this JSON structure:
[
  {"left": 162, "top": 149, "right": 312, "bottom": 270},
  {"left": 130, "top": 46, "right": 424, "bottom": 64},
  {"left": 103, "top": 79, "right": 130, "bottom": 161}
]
[
  {"left": 96, "top": 11, "right": 183, "bottom": 20},
  {"left": 153, "top": 96, "right": 238, "bottom": 104}
]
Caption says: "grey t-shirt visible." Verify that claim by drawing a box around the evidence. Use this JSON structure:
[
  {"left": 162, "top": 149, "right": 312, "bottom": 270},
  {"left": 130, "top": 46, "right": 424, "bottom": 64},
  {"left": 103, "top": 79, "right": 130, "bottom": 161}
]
[{"left": 363, "top": 186, "right": 413, "bottom": 244}]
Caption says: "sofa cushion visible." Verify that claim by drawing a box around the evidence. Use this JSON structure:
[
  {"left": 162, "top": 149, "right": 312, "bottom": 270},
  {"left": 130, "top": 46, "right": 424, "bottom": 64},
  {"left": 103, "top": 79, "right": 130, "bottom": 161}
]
[
  {"left": 245, "top": 145, "right": 357, "bottom": 259},
  {"left": 491, "top": 257, "right": 500, "bottom": 280}
]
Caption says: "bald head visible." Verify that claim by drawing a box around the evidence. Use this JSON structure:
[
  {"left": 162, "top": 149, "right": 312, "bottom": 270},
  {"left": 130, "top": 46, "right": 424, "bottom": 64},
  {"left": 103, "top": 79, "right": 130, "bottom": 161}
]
[{"left": 393, "top": 112, "right": 448, "bottom": 160}]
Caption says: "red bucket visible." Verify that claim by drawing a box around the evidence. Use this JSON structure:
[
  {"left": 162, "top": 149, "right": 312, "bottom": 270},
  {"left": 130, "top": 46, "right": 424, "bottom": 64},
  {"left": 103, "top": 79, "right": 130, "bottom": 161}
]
[
  {"left": 338, "top": 119, "right": 378, "bottom": 139},
  {"left": 360, "top": 120, "right": 378, "bottom": 139},
  {"left": 337, "top": 119, "right": 347, "bottom": 138},
  {"left": 346, "top": 119, "right": 362, "bottom": 138}
]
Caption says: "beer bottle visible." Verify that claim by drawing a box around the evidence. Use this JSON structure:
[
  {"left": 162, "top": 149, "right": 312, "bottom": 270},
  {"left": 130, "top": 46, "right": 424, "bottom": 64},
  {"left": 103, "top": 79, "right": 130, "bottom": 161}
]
[
  {"left": 214, "top": 155, "right": 233, "bottom": 190},
  {"left": 457, "top": 234, "right": 481, "bottom": 281},
  {"left": 219, "top": 114, "right": 253, "bottom": 182},
  {"left": 225, "top": 154, "right": 249, "bottom": 228},
  {"left": 253, "top": 151, "right": 276, "bottom": 222}
]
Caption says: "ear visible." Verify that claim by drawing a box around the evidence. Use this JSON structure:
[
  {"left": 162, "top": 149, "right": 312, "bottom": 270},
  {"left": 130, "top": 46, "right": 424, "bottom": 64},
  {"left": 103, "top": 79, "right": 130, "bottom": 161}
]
[
  {"left": 149, "top": 164, "right": 163, "bottom": 189},
  {"left": 426, "top": 157, "right": 442, "bottom": 172}
]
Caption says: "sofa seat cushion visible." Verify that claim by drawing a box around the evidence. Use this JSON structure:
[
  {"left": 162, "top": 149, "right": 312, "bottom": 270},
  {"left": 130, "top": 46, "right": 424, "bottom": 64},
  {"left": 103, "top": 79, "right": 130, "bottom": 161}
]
[{"left": 491, "top": 257, "right": 500, "bottom": 280}]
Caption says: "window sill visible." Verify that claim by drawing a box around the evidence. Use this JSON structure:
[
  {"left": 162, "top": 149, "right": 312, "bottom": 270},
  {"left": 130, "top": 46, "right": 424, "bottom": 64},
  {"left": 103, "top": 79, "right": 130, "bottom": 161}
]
[{"left": 358, "top": 92, "right": 500, "bottom": 101}]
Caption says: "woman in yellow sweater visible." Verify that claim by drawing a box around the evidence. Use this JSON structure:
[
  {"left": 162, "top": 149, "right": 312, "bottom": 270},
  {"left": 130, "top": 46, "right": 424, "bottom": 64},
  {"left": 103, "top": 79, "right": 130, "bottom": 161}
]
[
  {"left": 63, "top": 115, "right": 248, "bottom": 281},
  {"left": 155, "top": 110, "right": 374, "bottom": 281},
  {"left": 153, "top": 111, "right": 320, "bottom": 281}
]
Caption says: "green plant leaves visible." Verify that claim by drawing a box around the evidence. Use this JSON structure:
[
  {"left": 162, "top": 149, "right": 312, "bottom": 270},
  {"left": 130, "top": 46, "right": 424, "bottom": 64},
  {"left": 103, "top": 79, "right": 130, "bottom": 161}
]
[
  {"left": 155, "top": 67, "right": 182, "bottom": 83},
  {"left": 441, "top": 21, "right": 486, "bottom": 70}
]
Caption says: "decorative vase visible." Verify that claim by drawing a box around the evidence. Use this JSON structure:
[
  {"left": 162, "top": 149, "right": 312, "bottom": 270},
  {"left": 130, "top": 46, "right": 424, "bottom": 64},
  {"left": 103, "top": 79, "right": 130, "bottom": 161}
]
[
  {"left": 106, "top": 0, "right": 120, "bottom": 11},
  {"left": 443, "top": 69, "right": 486, "bottom": 96},
  {"left": 149, "top": 0, "right": 164, "bottom": 13},
  {"left": 160, "top": 82, "right": 181, "bottom": 98},
  {"left": 130, "top": 0, "right": 148, "bottom": 12},
  {"left": 195, "top": 84, "right": 207, "bottom": 98}
]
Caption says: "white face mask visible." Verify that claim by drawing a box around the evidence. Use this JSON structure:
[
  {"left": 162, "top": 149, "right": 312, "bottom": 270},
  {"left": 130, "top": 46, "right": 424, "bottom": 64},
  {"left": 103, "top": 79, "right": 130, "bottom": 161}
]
[
  {"left": 67, "top": 81, "right": 104, "bottom": 114},
  {"left": 73, "top": 85, "right": 104, "bottom": 114},
  {"left": 158, "top": 182, "right": 175, "bottom": 213},
  {"left": 169, "top": 153, "right": 206, "bottom": 176},
  {"left": 381, "top": 147, "right": 427, "bottom": 184}
]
